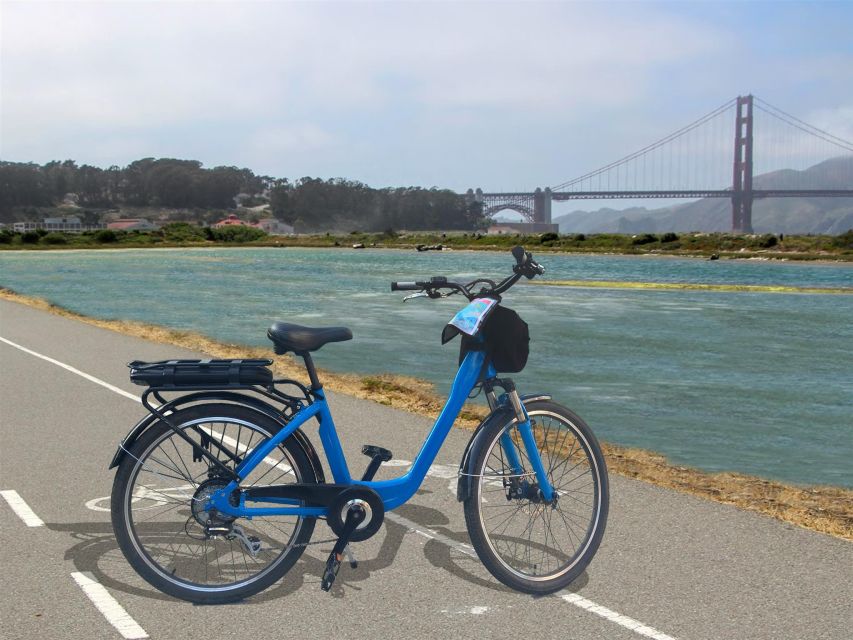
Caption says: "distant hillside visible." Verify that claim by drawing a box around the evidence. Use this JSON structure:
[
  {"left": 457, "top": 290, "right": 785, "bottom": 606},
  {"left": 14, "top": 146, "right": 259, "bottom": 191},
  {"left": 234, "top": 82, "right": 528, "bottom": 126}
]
[{"left": 555, "top": 157, "right": 853, "bottom": 235}]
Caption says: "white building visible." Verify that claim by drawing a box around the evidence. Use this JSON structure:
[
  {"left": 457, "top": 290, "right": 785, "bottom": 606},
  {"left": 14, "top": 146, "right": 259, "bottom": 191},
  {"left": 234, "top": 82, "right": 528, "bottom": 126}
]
[
  {"left": 43, "top": 216, "right": 83, "bottom": 233},
  {"left": 12, "top": 221, "right": 40, "bottom": 233},
  {"left": 254, "top": 218, "right": 294, "bottom": 235}
]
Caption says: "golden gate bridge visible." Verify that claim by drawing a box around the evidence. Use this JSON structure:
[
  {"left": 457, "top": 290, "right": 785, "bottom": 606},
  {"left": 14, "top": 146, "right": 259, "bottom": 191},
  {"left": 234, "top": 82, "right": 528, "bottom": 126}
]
[{"left": 470, "top": 95, "right": 853, "bottom": 233}]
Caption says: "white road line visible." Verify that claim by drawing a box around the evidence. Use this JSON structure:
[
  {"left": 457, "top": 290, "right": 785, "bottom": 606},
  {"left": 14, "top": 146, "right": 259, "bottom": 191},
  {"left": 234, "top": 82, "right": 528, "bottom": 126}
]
[
  {"left": 71, "top": 572, "right": 148, "bottom": 639},
  {"left": 387, "top": 511, "right": 676, "bottom": 639},
  {"left": 0, "top": 336, "right": 140, "bottom": 402},
  {"left": 4, "top": 335, "right": 678, "bottom": 640},
  {"left": 385, "top": 511, "right": 477, "bottom": 557},
  {"left": 561, "top": 593, "right": 677, "bottom": 640},
  {"left": 0, "top": 489, "right": 45, "bottom": 527}
]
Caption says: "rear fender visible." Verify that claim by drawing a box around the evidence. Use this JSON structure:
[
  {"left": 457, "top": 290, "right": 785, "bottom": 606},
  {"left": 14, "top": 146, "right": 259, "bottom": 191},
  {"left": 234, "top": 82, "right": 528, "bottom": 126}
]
[
  {"left": 456, "top": 393, "right": 550, "bottom": 502},
  {"left": 108, "top": 392, "right": 326, "bottom": 483}
]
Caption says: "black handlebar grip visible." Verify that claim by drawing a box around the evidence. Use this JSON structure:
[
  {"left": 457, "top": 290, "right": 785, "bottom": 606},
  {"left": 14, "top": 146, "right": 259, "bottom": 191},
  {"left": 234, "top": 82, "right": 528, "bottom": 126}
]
[
  {"left": 511, "top": 245, "right": 527, "bottom": 265},
  {"left": 391, "top": 281, "right": 421, "bottom": 291}
]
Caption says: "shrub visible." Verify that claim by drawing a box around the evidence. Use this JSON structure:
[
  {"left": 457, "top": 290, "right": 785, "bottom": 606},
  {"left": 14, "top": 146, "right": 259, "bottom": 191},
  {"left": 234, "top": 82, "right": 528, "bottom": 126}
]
[
  {"left": 660, "top": 232, "right": 679, "bottom": 243},
  {"left": 832, "top": 229, "right": 853, "bottom": 250},
  {"left": 94, "top": 229, "right": 118, "bottom": 243},
  {"left": 36, "top": 228, "right": 49, "bottom": 238},
  {"left": 0, "top": 231, "right": 14, "bottom": 244},
  {"left": 632, "top": 233, "right": 657, "bottom": 245},
  {"left": 539, "top": 232, "right": 560, "bottom": 244},
  {"left": 21, "top": 231, "right": 40, "bottom": 244},
  {"left": 210, "top": 225, "right": 267, "bottom": 243},
  {"left": 41, "top": 233, "right": 67, "bottom": 245},
  {"left": 574, "top": 233, "right": 586, "bottom": 241},
  {"left": 161, "top": 222, "right": 206, "bottom": 242},
  {"left": 759, "top": 234, "right": 778, "bottom": 248}
]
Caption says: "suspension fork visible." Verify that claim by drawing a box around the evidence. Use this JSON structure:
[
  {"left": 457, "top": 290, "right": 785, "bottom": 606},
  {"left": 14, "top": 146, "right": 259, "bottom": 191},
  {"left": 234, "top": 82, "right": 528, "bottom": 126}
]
[{"left": 487, "top": 381, "right": 555, "bottom": 502}]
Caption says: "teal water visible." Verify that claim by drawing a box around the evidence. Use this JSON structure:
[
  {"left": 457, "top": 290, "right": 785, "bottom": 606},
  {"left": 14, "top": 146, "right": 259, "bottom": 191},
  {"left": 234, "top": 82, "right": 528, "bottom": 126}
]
[{"left": 1, "top": 248, "right": 851, "bottom": 487}]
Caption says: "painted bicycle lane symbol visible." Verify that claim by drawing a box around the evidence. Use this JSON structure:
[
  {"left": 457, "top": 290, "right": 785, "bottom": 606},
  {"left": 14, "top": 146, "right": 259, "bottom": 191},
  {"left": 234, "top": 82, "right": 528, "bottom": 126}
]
[{"left": 85, "top": 459, "right": 511, "bottom": 511}]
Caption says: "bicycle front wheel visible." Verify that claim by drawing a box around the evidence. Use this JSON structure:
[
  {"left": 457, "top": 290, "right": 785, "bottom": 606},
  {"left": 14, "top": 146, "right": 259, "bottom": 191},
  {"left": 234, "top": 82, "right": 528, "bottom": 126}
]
[
  {"left": 463, "top": 400, "right": 608, "bottom": 594},
  {"left": 111, "top": 403, "right": 317, "bottom": 603}
]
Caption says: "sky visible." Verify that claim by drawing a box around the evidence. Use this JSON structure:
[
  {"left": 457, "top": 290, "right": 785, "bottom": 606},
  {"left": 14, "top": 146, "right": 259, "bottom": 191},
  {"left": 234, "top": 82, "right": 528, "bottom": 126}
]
[{"left": 2, "top": 0, "right": 852, "bottom": 213}]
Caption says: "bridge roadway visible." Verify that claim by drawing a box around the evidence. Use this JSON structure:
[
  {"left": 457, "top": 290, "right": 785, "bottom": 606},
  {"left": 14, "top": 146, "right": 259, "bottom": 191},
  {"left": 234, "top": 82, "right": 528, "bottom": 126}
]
[
  {"left": 482, "top": 189, "right": 853, "bottom": 200},
  {"left": 1, "top": 298, "right": 850, "bottom": 640}
]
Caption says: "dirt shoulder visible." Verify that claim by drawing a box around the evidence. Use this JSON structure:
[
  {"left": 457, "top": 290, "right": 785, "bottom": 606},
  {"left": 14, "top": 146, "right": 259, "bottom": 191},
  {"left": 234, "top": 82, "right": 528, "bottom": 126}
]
[{"left": 1, "top": 287, "right": 850, "bottom": 540}]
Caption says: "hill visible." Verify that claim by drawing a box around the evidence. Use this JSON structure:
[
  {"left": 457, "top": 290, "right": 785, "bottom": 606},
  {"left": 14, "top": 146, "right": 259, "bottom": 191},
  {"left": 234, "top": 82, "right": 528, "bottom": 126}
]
[{"left": 555, "top": 157, "right": 853, "bottom": 235}]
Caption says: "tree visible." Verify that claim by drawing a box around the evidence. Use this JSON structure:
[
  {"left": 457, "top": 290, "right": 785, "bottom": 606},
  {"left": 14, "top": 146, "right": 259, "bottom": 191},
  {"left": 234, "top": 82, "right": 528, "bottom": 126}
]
[{"left": 0, "top": 157, "right": 488, "bottom": 231}]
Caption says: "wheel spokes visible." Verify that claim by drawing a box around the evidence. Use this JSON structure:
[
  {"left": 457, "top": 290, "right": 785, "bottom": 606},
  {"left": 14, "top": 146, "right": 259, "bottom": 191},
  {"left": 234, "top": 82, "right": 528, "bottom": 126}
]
[
  {"left": 126, "top": 419, "right": 305, "bottom": 588},
  {"left": 478, "top": 413, "right": 599, "bottom": 579}
]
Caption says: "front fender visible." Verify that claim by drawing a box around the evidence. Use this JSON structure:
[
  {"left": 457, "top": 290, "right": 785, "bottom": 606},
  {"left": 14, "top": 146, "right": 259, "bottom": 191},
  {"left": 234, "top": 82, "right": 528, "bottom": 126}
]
[
  {"left": 456, "top": 393, "right": 550, "bottom": 502},
  {"left": 108, "top": 392, "right": 325, "bottom": 484}
]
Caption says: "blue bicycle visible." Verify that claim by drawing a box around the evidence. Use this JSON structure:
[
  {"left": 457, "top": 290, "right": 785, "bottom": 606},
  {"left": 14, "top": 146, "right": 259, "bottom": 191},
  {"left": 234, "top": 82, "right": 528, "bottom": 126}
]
[{"left": 110, "top": 246, "right": 609, "bottom": 602}]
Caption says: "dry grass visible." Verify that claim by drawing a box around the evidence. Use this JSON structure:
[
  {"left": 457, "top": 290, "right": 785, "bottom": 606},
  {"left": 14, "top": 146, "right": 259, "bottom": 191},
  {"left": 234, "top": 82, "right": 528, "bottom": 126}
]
[{"left": 2, "top": 286, "right": 850, "bottom": 541}]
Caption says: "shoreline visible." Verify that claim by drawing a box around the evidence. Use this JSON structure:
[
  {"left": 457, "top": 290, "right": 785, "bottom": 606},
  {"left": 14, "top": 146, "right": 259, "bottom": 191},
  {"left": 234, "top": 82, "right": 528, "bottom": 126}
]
[
  {"left": 2, "top": 235, "right": 851, "bottom": 262},
  {"left": 0, "top": 286, "right": 850, "bottom": 541}
]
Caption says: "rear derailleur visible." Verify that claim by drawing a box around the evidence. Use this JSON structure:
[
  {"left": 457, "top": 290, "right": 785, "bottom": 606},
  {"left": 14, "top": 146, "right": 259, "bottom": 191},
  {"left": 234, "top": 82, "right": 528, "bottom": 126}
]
[{"left": 193, "top": 478, "right": 262, "bottom": 557}]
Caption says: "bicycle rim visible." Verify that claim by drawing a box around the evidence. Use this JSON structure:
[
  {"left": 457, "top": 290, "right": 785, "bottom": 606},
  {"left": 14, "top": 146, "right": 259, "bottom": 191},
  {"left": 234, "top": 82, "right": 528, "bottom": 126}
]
[
  {"left": 122, "top": 416, "right": 307, "bottom": 592},
  {"left": 475, "top": 410, "right": 604, "bottom": 581}
]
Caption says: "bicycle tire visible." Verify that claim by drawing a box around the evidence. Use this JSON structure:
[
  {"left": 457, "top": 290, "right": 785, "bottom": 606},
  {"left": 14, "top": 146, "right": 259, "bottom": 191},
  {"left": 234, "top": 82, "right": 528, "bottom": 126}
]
[
  {"left": 111, "top": 403, "right": 317, "bottom": 603},
  {"left": 463, "top": 400, "right": 608, "bottom": 594}
]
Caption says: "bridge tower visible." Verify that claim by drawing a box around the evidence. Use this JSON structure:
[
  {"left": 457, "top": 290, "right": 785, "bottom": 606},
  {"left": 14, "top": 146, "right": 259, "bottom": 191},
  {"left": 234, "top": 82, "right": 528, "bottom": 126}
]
[
  {"left": 732, "top": 95, "right": 754, "bottom": 233},
  {"left": 533, "top": 187, "right": 552, "bottom": 224}
]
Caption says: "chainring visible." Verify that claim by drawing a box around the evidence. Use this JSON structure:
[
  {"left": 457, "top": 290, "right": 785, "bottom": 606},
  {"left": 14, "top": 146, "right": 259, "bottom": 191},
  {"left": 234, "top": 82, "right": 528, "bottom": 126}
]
[{"left": 326, "top": 486, "right": 385, "bottom": 542}]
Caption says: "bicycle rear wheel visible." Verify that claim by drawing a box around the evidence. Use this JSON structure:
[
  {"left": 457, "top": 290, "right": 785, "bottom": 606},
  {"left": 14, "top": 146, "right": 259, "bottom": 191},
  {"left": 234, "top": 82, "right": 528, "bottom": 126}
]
[
  {"left": 463, "top": 400, "right": 608, "bottom": 594},
  {"left": 111, "top": 403, "right": 316, "bottom": 603}
]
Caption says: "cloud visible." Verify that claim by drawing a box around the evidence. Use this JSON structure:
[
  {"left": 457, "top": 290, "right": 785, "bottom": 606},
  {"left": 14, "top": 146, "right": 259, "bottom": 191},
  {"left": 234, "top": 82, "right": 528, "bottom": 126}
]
[
  {"left": 1, "top": 2, "right": 721, "bottom": 122},
  {"left": 809, "top": 106, "right": 853, "bottom": 146},
  {"left": 239, "top": 123, "right": 337, "bottom": 173},
  {"left": 1, "top": 0, "right": 849, "bottom": 194}
]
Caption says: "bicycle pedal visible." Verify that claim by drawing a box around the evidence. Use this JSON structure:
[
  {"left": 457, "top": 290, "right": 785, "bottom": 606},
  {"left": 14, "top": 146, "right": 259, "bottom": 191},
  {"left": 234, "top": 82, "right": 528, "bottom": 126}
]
[
  {"left": 320, "top": 553, "right": 341, "bottom": 592},
  {"left": 361, "top": 445, "right": 393, "bottom": 481},
  {"left": 321, "top": 506, "right": 364, "bottom": 592},
  {"left": 362, "top": 444, "right": 393, "bottom": 462}
]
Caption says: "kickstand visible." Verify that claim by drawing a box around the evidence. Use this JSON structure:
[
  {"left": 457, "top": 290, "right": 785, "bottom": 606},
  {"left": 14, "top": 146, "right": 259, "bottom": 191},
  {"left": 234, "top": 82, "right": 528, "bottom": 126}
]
[{"left": 343, "top": 545, "right": 358, "bottom": 569}]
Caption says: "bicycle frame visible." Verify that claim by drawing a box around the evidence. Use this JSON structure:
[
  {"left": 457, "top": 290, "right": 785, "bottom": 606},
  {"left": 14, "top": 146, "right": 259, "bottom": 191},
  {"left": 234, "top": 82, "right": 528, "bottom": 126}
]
[{"left": 209, "top": 346, "right": 555, "bottom": 519}]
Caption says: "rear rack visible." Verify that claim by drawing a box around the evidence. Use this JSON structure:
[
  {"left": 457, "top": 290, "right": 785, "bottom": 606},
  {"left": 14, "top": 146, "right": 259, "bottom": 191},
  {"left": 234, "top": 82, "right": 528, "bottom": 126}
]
[
  {"left": 126, "top": 359, "right": 316, "bottom": 480},
  {"left": 129, "top": 359, "right": 274, "bottom": 389}
]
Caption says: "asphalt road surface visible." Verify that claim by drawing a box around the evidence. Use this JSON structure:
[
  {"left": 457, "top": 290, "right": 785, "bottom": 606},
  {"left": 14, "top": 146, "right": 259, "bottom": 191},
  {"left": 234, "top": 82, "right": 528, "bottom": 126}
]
[{"left": 1, "top": 298, "right": 851, "bottom": 640}]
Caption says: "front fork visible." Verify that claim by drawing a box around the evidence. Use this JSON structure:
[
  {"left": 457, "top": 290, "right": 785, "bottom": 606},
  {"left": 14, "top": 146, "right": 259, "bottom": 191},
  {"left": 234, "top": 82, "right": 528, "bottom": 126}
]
[{"left": 486, "top": 382, "right": 555, "bottom": 503}]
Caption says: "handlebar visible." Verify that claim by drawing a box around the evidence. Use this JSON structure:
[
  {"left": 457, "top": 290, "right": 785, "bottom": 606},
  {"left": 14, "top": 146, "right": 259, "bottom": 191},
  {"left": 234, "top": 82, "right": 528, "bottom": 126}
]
[
  {"left": 390, "top": 246, "right": 544, "bottom": 301},
  {"left": 390, "top": 281, "right": 422, "bottom": 291}
]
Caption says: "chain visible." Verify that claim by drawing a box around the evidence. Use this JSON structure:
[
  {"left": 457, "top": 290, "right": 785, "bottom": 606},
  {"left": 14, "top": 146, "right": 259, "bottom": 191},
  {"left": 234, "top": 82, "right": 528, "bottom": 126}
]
[
  {"left": 457, "top": 470, "right": 537, "bottom": 478},
  {"left": 291, "top": 535, "right": 339, "bottom": 549}
]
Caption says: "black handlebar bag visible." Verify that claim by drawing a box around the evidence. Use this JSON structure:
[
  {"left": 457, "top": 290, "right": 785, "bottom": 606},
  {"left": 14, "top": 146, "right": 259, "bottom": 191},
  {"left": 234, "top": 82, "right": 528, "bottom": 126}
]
[{"left": 447, "top": 305, "right": 530, "bottom": 374}]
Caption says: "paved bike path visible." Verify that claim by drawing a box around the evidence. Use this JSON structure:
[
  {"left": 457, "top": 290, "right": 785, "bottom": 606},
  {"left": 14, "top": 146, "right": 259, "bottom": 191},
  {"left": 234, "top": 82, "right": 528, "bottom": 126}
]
[{"left": 1, "top": 298, "right": 850, "bottom": 640}]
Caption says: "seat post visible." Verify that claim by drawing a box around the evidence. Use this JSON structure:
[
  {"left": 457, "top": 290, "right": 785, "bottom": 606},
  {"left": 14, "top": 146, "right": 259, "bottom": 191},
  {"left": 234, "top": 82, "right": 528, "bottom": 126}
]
[{"left": 300, "top": 353, "right": 323, "bottom": 390}]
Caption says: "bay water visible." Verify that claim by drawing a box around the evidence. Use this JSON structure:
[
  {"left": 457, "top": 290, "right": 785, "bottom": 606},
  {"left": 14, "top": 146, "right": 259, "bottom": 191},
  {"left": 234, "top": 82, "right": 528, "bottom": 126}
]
[{"left": 1, "top": 247, "right": 850, "bottom": 488}]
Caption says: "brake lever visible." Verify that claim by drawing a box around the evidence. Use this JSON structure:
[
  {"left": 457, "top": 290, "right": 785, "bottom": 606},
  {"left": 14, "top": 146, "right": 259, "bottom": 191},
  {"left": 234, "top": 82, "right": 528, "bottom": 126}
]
[{"left": 402, "top": 292, "right": 429, "bottom": 302}]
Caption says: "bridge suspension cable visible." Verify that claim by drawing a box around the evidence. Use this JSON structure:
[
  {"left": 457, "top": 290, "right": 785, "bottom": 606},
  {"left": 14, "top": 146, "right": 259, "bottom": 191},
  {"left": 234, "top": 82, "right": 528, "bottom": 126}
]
[
  {"left": 753, "top": 97, "right": 853, "bottom": 152},
  {"left": 476, "top": 94, "right": 852, "bottom": 234},
  {"left": 550, "top": 98, "right": 737, "bottom": 192},
  {"left": 550, "top": 95, "right": 853, "bottom": 194}
]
